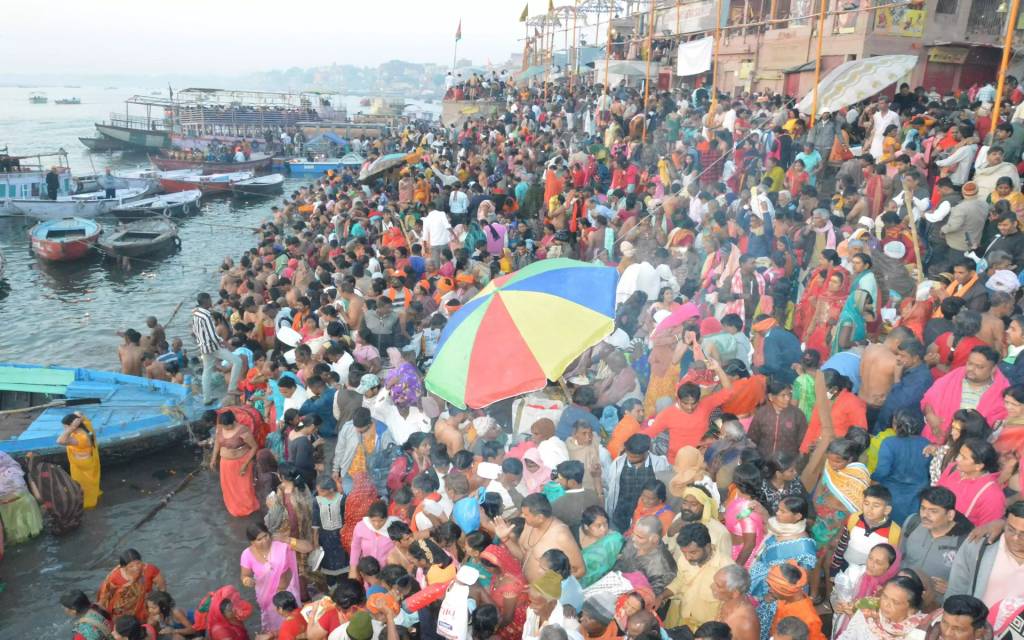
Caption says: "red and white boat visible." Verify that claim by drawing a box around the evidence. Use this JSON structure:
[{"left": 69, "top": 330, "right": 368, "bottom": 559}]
[
  {"left": 149, "top": 152, "right": 271, "bottom": 174},
  {"left": 159, "top": 171, "right": 254, "bottom": 194},
  {"left": 29, "top": 217, "right": 102, "bottom": 262}
]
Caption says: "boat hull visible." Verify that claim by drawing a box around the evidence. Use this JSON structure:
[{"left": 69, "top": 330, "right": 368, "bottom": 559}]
[
  {"left": 114, "top": 190, "right": 202, "bottom": 218},
  {"left": 80, "top": 136, "right": 125, "bottom": 152},
  {"left": 30, "top": 232, "right": 100, "bottom": 261},
  {"left": 287, "top": 160, "right": 344, "bottom": 176},
  {"left": 150, "top": 154, "right": 271, "bottom": 174},
  {"left": 159, "top": 178, "right": 231, "bottom": 194},
  {"left": 0, "top": 364, "right": 205, "bottom": 464},
  {"left": 231, "top": 175, "right": 285, "bottom": 197},
  {"left": 99, "top": 219, "right": 179, "bottom": 258},
  {"left": 95, "top": 124, "right": 170, "bottom": 151}
]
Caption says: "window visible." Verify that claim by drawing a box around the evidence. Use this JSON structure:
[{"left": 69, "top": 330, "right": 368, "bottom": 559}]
[{"left": 936, "top": 0, "right": 958, "bottom": 13}]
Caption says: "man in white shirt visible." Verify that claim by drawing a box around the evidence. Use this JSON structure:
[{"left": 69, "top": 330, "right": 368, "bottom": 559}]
[
  {"left": 278, "top": 376, "right": 308, "bottom": 417},
  {"left": 934, "top": 126, "right": 978, "bottom": 186},
  {"left": 421, "top": 209, "right": 453, "bottom": 264},
  {"left": 868, "top": 96, "right": 901, "bottom": 158}
]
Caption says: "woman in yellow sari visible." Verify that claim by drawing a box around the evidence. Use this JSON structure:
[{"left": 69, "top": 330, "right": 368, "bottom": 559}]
[{"left": 57, "top": 412, "right": 101, "bottom": 508}]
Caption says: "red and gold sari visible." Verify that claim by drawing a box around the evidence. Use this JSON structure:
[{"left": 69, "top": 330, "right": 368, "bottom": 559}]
[{"left": 96, "top": 563, "right": 162, "bottom": 621}]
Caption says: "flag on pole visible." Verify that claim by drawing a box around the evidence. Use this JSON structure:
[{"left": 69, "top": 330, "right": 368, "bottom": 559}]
[
  {"left": 548, "top": 0, "right": 555, "bottom": 13},
  {"left": 519, "top": 3, "right": 529, "bottom": 21},
  {"left": 455, "top": 19, "right": 462, "bottom": 41}
]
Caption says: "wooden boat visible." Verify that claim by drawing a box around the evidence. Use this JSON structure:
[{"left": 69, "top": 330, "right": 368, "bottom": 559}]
[
  {"left": 28, "top": 217, "right": 101, "bottom": 262},
  {"left": 287, "top": 158, "right": 346, "bottom": 176},
  {"left": 159, "top": 171, "right": 253, "bottom": 194},
  {"left": 72, "top": 173, "right": 159, "bottom": 196},
  {"left": 98, "top": 218, "right": 179, "bottom": 258},
  {"left": 28, "top": 92, "right": 47, "bottom": 104},
  {"left": 0, "top": 364, "right": 205, "bottom": 463},
  {"left": 231, "top": 174, "right": 284, "bottom": 197},
  {"left": 95, "top": 124, "right": 170, "bottom": 152},
  {"left": 55, "top": 97, "right": 81, "bottom": 105},
  {"left": 113, "top": 189, "right": 202, "bottom": 218},
  {"left": 80, "top": 136, "right": 125, "bottom": 152},
  {"left": 9, "top": 187, "right": 148, "bottom": 220},
  {"left": 149, "top": 152, "right": 271, "bottom": 174}
]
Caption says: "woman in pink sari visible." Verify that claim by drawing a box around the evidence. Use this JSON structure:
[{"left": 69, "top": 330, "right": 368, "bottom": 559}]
[
  {"left": 724, "top": 463, "right": 766, "bottom": 567},
  {"left": 239, "top": 523, "right": 308, "bottom": 632},
  {"left": 520, "top": 449, "right": 551, "bottom": 495}
]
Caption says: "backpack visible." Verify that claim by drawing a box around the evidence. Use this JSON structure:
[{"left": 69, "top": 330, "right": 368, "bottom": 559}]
[{"left": 365, "top": 421, "right": 402, "bottom": 499}]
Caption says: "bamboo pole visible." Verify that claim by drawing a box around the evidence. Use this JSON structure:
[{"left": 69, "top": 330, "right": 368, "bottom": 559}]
[
  {"left": 604, "top": 10, "right": 613, "bottom": 89},
  {"left": 571, "top": 0, "right": 579, "bottom": 91},
  {"left": 991, "top": 0, "right": 1022, "bottom": 142},
  {"left": 710, "top": 0, "right": 723, "bottom": 110},
  {"left": 808, "top": 0, "right": 829, "bottom": 127},
  {"left": 642, "top": 0, "right": 658, "bottom": 138}
]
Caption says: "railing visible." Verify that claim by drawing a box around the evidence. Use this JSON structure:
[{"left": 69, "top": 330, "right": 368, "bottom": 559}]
[{"left": 106, "top": 114, "right": 171, "bottom": 131}]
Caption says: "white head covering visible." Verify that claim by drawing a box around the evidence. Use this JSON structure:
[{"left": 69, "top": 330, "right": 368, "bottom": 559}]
[{"left": 986, "top": 269, "right": 1021, "bottom": 294}]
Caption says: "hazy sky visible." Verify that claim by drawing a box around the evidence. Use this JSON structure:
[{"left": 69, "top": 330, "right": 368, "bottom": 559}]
[{"left": 1, "top": 0, "right": 551, "bottom": 75}]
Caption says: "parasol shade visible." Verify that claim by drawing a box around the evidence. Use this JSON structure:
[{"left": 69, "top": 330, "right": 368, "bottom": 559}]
[
  {"left": 795, "top": 55, "right": 917, "bottom": 116},
  {"left": 358, "top": 152, "right": 410, "bottom": 181},
  {"left": 424, "top": 259, "right": 618, "bottom": 409}
]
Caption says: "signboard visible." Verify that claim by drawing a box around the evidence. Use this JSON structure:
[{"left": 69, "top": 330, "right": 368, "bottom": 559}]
[
  {"left": 928, "top": 46, "right": 968, "bottom": 64},
  {"left": 655, "top": 0, "right": 724, "bottom": 35},
  {"left": 873, "top": 6, "right": 926, "bottom": 36}
]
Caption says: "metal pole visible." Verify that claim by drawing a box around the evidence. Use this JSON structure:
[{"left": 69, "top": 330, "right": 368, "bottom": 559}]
[
  {"left": 991, "top": 0, "right": 1022, "bottom": 142},
  {"left": 808, "top": 0, "right": 828, "bottom": 127},
  {"left": 643, "top": 0, "right": 657, "bottom": 138}
]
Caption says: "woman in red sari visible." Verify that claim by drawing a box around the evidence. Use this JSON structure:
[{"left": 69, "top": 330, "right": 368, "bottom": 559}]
[
  {"left": 479, "top": 544, "right": 528, "bottom": 640},
  {"left": 928, "top": 309, "right": 986, "bottom": 380},
  {"left": 802, "top": 270, "right": 851, "bottom": 359},
  {"left": 205, "top": 586, "right": 253, "bottom": 640},
  {"left": 97, "top": 549, "right": 166, "bottom": 622},
  {"left": 793, "top": 250, "right": 846, "bottom": 340}
]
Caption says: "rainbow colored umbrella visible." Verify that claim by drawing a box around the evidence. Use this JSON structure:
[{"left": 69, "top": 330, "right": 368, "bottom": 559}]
[{"left": 425, "top": 258, "right": 618, "bottom": 409}]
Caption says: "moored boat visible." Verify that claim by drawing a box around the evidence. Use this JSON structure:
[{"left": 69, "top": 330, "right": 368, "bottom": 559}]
[
  {"left": 80, "top": 136, "right": 125, "bottom": 152},
  {"left": 287, "top": 159, "right": 346, "bottom": 176},
  {"left": 113, "top": 189, "right": 202, "bottom": 218},
  {"left": 28, "top": 92, "right": 47, "bottom": 104},
  {"left": 9, "top": 187, "right": 148, "bottom": 220},
  {"left": 55, "top": 97, "right": 81, "bottom": 105},
  {"left": 231, "top": 174, "right": 284, "bottom": 197},
  {"left": 0, "top": 364, "right": 205, "bottom": 463},
  {"left": 149, "top": 152, "right": 271, "bottom": 174},
  {"left": 98, "top": 218, "right": 179, "bottom": 258},
  {"left": 28, "top": 217, "right": 101, "bottom": 262},
  {"left": 159, "top": 171, "right": 253, "bottom": 194}
]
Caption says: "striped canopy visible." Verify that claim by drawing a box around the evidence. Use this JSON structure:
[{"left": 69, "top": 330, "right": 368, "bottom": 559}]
[{"left": 424, "top": 259, "right": 618, "bottom": 409}]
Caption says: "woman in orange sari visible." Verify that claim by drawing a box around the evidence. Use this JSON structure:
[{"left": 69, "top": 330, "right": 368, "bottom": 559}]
[
  {"left": 210, "top": 411, "right": 260, "bottom": 518},
  {"left": 802, "top": 270, "right": 851, "bottom": 359},
  {"left": 97, "top": 549, "right": 166, "bottom": 622},
  {"left": 628, "top": 480, "right": 675, "bottom": 535}
]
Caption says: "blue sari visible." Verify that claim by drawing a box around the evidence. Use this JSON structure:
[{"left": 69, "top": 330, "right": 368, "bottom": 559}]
[
  {"left": 749, "top": 534, "right": 817, "bottom": 640},
  {"left": 832, "top": 271, "right": 876, "bottom": 353}
]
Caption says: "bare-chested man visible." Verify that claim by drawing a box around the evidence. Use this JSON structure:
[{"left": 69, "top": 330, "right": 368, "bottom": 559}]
[
  {"left": 858, "top": 327, "right": 914, "bottom": 425},
  {"left": 434, "top": 412, "right": 469, "bottom": 458},
  {"left": 141, "top": 316, "right": 166, "bottom": 352},
  {"left": 711, "top": 565, "right": 760, "bottom": 640},
  {"left": 338, "top": 281, "right": 366, "bottom": 330},
  {"left": 496, "top": 493, "right": 584, "bottom": 583},
  {"left": 118, "top": 329, "right": 144, "bottom": 377},
  {"left": 142, "top": 352, "right": 171, "bottom": 382},
  {"left": 979, "top": 290, "right": 1014, "bottom": 355}
]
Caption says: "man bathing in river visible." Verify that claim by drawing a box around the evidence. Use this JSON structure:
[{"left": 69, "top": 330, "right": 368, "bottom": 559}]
[{"left": 117, "top": 329, "right": 143, "bottom": 377}]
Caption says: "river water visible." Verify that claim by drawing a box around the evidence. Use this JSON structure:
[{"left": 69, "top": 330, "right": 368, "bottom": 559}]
[{"left": 0, "top": 85, "right": 435, "bottom": 635}]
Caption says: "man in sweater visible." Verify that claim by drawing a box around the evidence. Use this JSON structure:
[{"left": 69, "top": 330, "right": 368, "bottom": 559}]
[
  {"left": 900, "top": 486, "right": 974, "bottom": 602},
  {"left": 947, "top": 501, "right": 1024, "bottom": 606},
  {"left": 551, "top": 460, "right": 602, "bottom": 535},
  {"left": 941, "top": 183, "right": 987, "bottom": 266}
]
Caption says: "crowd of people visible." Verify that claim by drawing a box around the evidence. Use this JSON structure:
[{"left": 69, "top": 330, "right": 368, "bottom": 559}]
[{"left": 4, "top": 69, "right": 1024, "bottom": 640}]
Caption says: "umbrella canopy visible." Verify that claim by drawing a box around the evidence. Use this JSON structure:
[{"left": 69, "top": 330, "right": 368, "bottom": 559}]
[
  {"left": 358, "top": 152, "right": 409, "bottom": 181},
  {"left": 339, "top": 152, "right": 365, "bottom": 166},
  {"left": 425, "top": 259, "right": 618, "bottom": 409},
  {"left": 795, "top": 55, "right": 917, "bottom": 116}
]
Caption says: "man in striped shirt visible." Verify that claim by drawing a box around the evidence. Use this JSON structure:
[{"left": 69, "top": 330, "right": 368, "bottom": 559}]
[{"left": 191, "top": 292, "right": 241, "bottom": 405}]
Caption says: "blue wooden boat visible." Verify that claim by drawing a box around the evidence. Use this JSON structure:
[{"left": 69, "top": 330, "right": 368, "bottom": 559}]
[
  {"left": 287, "top": 158, "right": 346, "bottom": 176},
  {"left": 0, "top": 364, "right": 206, "bottom": 463}
]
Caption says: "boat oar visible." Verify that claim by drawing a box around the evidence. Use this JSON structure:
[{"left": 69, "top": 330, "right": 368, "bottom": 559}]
[
  {"left": 0, "top": 397, "right": 101, "bottom": 416},
  {"left": 164, "top": 299, "right": 186, "bottom": 328}
]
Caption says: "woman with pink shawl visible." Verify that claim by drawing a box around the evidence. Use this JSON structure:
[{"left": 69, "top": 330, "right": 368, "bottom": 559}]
[
  {"left": 520, "top": 448, "right": 551, "bottom": 495},
  {"left": 239, "top": 523, "right": 303, "bottom": 632},
  {"left": 831, "top": 543, "right": 902, "bottom": 638}
]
